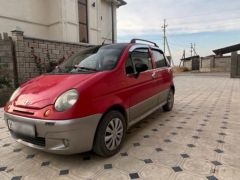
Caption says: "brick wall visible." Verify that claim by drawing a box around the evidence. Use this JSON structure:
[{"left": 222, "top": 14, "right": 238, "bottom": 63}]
[
  {"left": 0, "top": 30, "right": 93, "bottom": 106},
  {"left": 0, "top": 33, "right": 15, "bottom": 106},
  {"left": 12, "top": 30, "right": 92, "bottom": 84}
]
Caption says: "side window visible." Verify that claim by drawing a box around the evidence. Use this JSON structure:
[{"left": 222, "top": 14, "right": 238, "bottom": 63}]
[
  {"left": 125, "top": 58, "right": 134, "bottom": 74},
  {"left": 152, "top": 50, "right": 167, "bottom": 68},
  {"left": 131, "top": 48, "right": 153, "bottom": 70}
]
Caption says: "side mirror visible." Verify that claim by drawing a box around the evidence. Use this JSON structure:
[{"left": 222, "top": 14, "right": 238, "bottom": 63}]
[{"left": 135, "top": 63, "right": 148, "bottom": 74}]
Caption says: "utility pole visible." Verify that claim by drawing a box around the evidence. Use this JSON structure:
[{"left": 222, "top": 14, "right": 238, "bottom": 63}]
[
  {"left": 190, "top": 43, "right": 193, "bottom": 57},
  {"left": 193, "top": 43, "right": 198, "bottom": 56},
  {"left": 179, "top": 49, "right": 186, "bottom": 67},
  {"left": 162, "top": 19, "right": 168, "bottom": 54},
  {"left": 161, "top": 19, "right": 174, "bottom": 66}
]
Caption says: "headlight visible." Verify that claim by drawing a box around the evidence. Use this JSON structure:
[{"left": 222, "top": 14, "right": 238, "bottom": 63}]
[
  {"left": 9, "top": 87, "right": 21, "bottom": 101},
  {"left": 55, "top": 89, "right": 79, "bottom": 112}
]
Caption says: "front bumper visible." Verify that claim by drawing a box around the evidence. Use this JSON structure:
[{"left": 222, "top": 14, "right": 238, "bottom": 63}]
[{"left": 4, "top": 112, "right": 102, "bottom": 155}]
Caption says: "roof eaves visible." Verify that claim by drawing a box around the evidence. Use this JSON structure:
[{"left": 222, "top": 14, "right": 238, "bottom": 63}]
[{"left": 117, "top": 0, "right": 127, "bottom": 7}]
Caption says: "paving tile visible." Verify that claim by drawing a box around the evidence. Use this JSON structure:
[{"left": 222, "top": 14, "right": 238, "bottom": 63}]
[
  {"left": 155, "top": 148, "right": 163, "bottom": 152},
  {"left": 164, "top": 139, "right": 172, "bottom": 143},
  {"left": 95, "top": 169, "right": 129, "bottom": 180},
  {"left": 212, "top": 161, "right": 222, "bottom": 166},
  {"left": 41, "top": 161, "right": 50, "bottom": 166},
  {"left": 207, "top": 175, "right": 218, "bottom": 180},
  {"left": 192, "top": 136, "right": 200, "bottom": 139},
  {"left": 143, "top": 159, "right": 153, "bottom": 164},
  {"left": 187, "top": 144, "right": 196, "bottom": 148},
  {"left": 114, "top": 156, "right": 145, "bottom": 172},
  {"left": 214, "top": 149, "right": 224, "bottom": 153},
  {"left": 219, "top": 165, "right": 240, "bottom": 178},
  {"left": 11, "top": 176, "right": 22, "bottom": 180},
  {"left": 140, "top": 164, "right": 172, "bottom": 179},
  {"left": 181, "top": 154, "right": 190, "bottom": 158},
  {"left": 13, "top": 148, "right": 22, "bottom": 152},
  {"left": 176, "top": 172, "right": 206, "bottom": 180},
  {"left": 133, "top": 143, "right": 140, "bottom": 147},
  {"left": 0, "top": 167, "right": 7, "bottom": 171},
  {"left": 143, "top": 135, "right": 149, "bottom": 138},
  {"left": 104, "top": 164, "right": 112, "bottom": 169},
  {"left": 183, "top": 159, "right": 213, "bottom": 175},
  {"left": 129, "top": 173, "right": 139, "bottom": 179},
  {"left": 172, "top": 166, "right": 183, "bottom": 172},
  {"left": 59, "top": 169, "right": 69, "bottom": 175},
  {"left": 26, "top": 154, "right": 35, "bottom": 159},
  {"left": 0, "top": 74, "right": 240, "bottom": 179},
  {"left": 120, "top": 152, "right": 128, "bottom": 157}
]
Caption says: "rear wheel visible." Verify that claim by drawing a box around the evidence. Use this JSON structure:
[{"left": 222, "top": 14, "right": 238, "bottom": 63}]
[
  {"left": 93, "top": 111, "right": 126, "bottom": 157},
  {"left": 163, "top": 90, "right": 174, "bottom": 111}
]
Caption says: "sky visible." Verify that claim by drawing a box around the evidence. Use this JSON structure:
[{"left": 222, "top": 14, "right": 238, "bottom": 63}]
[{"left": 117, "top": 0, "right": 240, "bottom": 65}]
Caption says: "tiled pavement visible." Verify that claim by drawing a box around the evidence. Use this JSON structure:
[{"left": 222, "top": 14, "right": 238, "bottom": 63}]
[{"left": 0, "top": 73, "right": 240, "bottom": 180}]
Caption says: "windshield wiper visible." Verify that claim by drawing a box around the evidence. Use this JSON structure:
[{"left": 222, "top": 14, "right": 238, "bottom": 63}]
[{"left": 77, "top": 67, "right": 98, "bottom": 72}]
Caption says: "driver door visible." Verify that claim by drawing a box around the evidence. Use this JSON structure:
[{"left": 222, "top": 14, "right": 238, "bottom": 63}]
[{"left": 125, "top": 47, "right": 159, "bottom": 122}]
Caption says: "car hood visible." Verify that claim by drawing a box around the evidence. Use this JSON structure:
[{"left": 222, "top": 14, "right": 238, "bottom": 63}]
[{"left": 14, "top": 74, "right": 96, "bottom": 109}]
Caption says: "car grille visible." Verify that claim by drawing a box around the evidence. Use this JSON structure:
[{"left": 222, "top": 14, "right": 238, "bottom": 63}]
[
  {"left": 11, "top": 131, "right": 45, "bottom": 147},
  {"left": 13, "top": 109, "right": 34, "bottom": 115}
]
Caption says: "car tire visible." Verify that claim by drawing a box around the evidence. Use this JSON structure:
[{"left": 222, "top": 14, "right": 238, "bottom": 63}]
[
  {"left": 163, "top": 89, "right": 174, "bottom": 112},
  {"left": 93, "top": 110, "right": 126, "bottom": 157}
]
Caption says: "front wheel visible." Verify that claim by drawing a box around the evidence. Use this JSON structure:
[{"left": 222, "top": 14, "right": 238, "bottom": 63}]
[
  {"left": 93, "top": 111, "right": 126, "bottom": 157},
  {"left": 163, "top": 90, "right": 174, "bottom": 112}
]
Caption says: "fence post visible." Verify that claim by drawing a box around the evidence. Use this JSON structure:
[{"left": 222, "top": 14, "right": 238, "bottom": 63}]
[
  {"left": 11, "top": 29, "right": 24, "bottom": 86},
  {"left": 231, "top": 52, "right": 238, "bottom": 78}
]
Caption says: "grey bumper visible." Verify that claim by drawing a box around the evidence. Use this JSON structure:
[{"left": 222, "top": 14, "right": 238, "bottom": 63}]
[{"left": 4, "top": 112, "right": 102, "bottom": 155}]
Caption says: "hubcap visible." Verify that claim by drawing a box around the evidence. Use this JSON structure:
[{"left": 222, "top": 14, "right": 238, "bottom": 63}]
[{"left": 105, "top": 118, "right": 123, "bottom": 151}]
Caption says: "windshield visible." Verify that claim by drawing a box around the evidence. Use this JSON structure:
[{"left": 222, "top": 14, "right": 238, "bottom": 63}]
[{"left": 51, "top": 45, "right": 125, "bottom": 74}]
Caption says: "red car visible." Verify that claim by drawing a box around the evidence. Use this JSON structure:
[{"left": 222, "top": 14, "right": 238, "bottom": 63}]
[{"left": 4, "top": 39, "right": 175, "bottom": 156}]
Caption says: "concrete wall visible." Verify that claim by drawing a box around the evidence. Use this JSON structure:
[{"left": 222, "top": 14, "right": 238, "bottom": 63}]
[
  {"left": 200, "top": 57, "right": 212, "bottom": 72},
  {"left": 183, "top": 57, "right": 200, "bottom": 71},
  {"left": 183, "top": 60, "right": 192, "bottom": 71},
  {"left": 214, "top": 56, "right": 231, "bottom": 72},
  {"left": 200, "top": 56, "right": 231, "bottom": 72},
  {"left": 0, "top": 0, "right": 119, "bottom": 44}
]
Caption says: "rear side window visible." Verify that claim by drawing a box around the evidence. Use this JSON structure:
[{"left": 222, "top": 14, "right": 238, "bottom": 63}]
[
  {"left": 131, "top": 48, "right": 153, "bottom": 70},
  {"left": 152, "top": 50, "right": 167, "bottom": 68}
]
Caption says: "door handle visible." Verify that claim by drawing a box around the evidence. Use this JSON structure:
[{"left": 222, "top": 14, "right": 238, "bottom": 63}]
[{"left": 152, "top": 72, "right": 157, "bottom": 79}]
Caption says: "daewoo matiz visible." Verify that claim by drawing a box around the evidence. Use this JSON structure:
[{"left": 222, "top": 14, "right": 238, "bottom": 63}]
[{"left": 4, "top": 39, "right": 175, "bottom": 157}]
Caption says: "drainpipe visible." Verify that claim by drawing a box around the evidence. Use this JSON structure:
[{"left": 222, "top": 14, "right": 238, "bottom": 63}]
[{"left": 111, "top": 1, "right": 114, "bottom": 43}]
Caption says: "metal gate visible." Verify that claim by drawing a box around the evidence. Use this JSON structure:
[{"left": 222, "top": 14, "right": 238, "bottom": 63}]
[{"left": 231, "top": 52, "right": 240, "bottom": 78}]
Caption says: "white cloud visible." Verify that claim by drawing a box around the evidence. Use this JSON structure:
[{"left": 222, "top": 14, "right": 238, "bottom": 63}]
[{"left": 117, "top": 0, "right": 240, "bottom": 36}]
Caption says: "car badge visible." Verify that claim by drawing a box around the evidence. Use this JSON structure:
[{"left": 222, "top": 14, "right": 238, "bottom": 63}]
[{"left": 23, "top": 99, "right": 31, "bottom": 105}]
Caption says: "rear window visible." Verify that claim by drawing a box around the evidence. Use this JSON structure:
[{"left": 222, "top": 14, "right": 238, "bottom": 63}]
[{"left": 152, "top": 50, "right": 167, "bottom": 68}]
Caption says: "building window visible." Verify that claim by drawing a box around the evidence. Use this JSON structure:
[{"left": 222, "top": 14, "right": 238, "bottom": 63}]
[{"left": 78, "top": 0, "right": 88, "bottom": 43}]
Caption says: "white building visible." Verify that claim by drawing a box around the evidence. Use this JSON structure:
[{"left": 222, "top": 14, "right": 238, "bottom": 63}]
[{"left": 0, "top": 0, "right": 126, "bottom": 44}]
